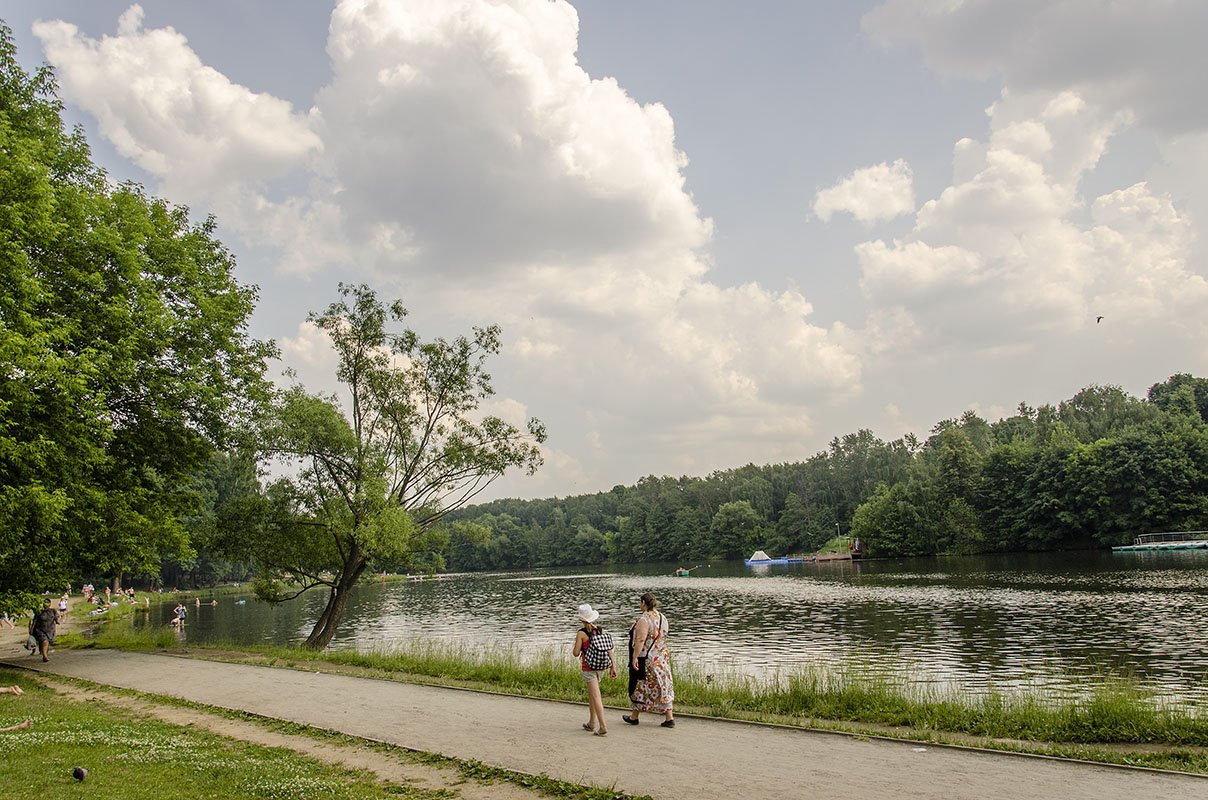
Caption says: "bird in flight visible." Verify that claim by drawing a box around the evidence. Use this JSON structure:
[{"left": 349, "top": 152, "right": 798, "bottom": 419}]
[{"left": 1096, "top": 316, "right": 1104, "bottom": 323}]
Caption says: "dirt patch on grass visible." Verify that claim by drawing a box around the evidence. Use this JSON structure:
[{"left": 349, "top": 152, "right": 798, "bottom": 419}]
[{"left": 37, "top": 675, "right": 546, "bottom": 800}]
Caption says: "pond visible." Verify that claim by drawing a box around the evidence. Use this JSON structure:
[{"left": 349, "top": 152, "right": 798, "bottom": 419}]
[{"left": 136, "top": 549, "right": 1208, "bottom": 703}]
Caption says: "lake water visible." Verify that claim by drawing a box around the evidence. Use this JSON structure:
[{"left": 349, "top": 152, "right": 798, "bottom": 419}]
[{"left": 136, "top": 550, "right": 1208, "bottom": 704}]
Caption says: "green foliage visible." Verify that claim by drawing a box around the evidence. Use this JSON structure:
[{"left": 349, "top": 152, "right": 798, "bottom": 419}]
[
  {"left": 0, "top": 27, "right": 272, "bottom": 613},
  {"left": 239, "top": 284, "right": 544, "bottom": 648},
  {"left": 443, "top": 373, "right": 1208, "bottom": 568},
  {"left": 709, "top": 500, "right": 761, "bottom": 559}
]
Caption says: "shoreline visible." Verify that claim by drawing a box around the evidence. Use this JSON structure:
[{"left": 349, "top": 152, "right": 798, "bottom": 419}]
[
  {"left": 44, "top": 621, "right": 1208, "bottom": 774},
  {"left": 13, "top": 597, "right": 1208, "bottom": 775},
  {"left": 6, "top": 647, "right": 1205, "bottom": 800}
]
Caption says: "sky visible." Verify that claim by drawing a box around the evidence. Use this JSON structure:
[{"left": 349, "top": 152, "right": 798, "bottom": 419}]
[{"left": 4, "top": 1, "right": 1207, "bottom": 500}]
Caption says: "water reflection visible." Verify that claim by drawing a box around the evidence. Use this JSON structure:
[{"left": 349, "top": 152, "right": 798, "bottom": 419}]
[{"left": 135, "top": 550, "right": 1208, "bottom": 703}]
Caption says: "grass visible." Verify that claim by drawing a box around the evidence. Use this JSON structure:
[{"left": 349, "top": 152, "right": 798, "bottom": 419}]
[
  {"left": 0, "top": 670, "right": 452, "bottom": 800},
  {"left": 4, "top": 671, "right": 652, "bottom": 800},
  {"left": 814, "top": 535, "right": 854, "bottom": 554},
  {"left": 72, "top": 622, "right": 1208, "bottom": 757}
]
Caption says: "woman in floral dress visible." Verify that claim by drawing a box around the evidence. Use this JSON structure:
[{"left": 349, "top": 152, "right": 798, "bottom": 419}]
[{"left": 622, "top": 592, "right": 675, "bottom": 727}]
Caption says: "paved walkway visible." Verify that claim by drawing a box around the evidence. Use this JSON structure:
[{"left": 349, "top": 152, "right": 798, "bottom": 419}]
[{"left": 3, "top": 647, "right": 1204, "bottom": 800}]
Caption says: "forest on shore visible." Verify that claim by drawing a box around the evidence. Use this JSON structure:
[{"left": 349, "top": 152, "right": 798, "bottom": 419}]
[{"left": 443, "top": 375, "right": 1208, "bottom": 568}]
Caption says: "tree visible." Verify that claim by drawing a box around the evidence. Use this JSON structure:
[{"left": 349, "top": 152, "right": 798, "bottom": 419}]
[
  {"left": 1147, "top": 374, "right": 1208, "bottom": 422},
  {"left": 850, "top": 481, "right": 930, "bottom": 557},
  {"left": 709, "top": 500, "right": 761, "bottom": 559},
  {"left": 0, "top": 27, "right": 272, "bottom": 614},
  {"left": 244, "top": 284, "right": 545, "bottom": 649}
]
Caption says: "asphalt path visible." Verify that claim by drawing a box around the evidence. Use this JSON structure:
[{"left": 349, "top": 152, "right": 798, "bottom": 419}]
[{"left": 4, "top": 647, "right": 1205, "bottom": 800}]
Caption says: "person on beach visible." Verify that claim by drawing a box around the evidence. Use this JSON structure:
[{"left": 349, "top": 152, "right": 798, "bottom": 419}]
[
  {"left": 572, "top": 603, "right": 616, "bottom": 737},
  {"left": 31, "top": 598, "right": 59, "bottom": 662},
  {"left": 622, "top": 592, "right": 675, "bottom": 728}
]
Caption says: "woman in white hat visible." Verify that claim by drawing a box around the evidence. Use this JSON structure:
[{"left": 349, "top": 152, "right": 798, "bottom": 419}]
[{"left": 572, "top": 603, "right": 616, "bottom": 736}]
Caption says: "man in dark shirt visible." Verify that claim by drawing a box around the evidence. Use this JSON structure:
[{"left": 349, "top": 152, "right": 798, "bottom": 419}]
[{"left": 31, "top": 598, "right": 58, "bottom": 663}]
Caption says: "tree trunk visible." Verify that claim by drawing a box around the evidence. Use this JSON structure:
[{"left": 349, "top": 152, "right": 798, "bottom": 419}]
[
  {"left": 302, "top": 558, "right": 367, "bottom": 650},
  {"left": 303, "top": 587, "right": 348, "bottom": 650}
]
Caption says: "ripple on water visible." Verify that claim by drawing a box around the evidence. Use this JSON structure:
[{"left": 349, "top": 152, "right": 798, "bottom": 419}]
[{"left": 149, "top": 550, "right": 1208, "bottom": 704}]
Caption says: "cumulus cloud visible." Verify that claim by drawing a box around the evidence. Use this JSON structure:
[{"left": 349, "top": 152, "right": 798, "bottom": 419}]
[
  {"left": 862, "top": 0, "right": 1208, "bottom": 136},
  {"left": 851, "top": 2, "right": 1208, "bottom": 367},
  {"left": 814, "top": 159, "right": 915, "bottom": 223},
  {"left": 855, "top": 90, "right": 1208, "bottom": 357},
  {"left": 35, "top": 0, "right": 864, "bottom": 492},
  {"left": 34, "top": 5, "right": 321, "bottom": 192}
]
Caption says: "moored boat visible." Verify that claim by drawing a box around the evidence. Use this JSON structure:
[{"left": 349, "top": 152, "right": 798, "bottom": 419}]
[{"left": 1112, "top": 531, "right": 1208, "bottom": 553}]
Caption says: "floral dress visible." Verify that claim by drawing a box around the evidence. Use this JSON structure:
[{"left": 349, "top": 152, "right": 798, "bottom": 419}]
[{"left": 630, "top": 610, "right": 674, "bottom": 713}]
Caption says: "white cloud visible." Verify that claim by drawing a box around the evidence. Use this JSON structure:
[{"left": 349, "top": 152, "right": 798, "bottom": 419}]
[
  {"left": 814, "top": 159, "right": 915, "bottom": 223},
  {"left": 34, "top": 0, "right": 864, "bottom": 493},
  {"left": 33, "top": 5, "right": 321, "bottom": 192},
  {"left": 862, "top": 0, "right": 1208, "bottom": 136},
  {"left": 854, "top": 90, "right": 1208, "bottom": 357},
  {"left": 859, "top": 2, "right": 1208, "bottom": 354}
]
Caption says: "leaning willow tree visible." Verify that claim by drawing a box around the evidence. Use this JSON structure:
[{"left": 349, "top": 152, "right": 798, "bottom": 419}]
[{"left": 246, "top": 284, "right": 545, "bottom": 649}]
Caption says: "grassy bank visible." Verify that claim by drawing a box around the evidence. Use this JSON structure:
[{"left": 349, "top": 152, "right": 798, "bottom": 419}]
[
  {"left": 72, "top": 623, "right": 1208, "bottom": 757},
  {"left": 0, "top": 670, "right": 441, "bottom": 799}
]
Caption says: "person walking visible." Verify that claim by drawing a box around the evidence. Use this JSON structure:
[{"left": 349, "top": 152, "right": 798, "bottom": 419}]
[
  {"left": 572, "top": 603, "right": 616, "bottom": 737},
  {"left": 622, "top": 592, "right": 675, "bottom": 728},
  {"left": 31, "top": 598, "right": 59, "bottom": 663}
]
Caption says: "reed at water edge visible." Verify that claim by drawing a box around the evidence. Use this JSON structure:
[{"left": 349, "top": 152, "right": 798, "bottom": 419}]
[{"left": 70, "top": 624, "right": 1208, "bottom": 749}]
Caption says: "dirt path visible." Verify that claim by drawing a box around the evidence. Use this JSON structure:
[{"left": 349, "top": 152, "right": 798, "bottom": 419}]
[
  {"left": 33, "top": 677, "right": 539, "bottom": 800},
  {"left": 3, "top": 645, "right": 1204, "bottom": 800}
]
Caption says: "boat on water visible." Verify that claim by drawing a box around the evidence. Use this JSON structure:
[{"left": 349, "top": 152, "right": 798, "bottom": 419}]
[{"left": 1112, "top": 531, "right": 1208, "bottom": 553}]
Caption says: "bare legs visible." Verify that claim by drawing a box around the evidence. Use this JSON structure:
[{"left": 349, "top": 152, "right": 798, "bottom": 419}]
[
  {"left": 1, "top": 685, "right": 30, "bottom": 732},
  {"left": 584, "top": 679, "right": 607, "bottom": 735}
]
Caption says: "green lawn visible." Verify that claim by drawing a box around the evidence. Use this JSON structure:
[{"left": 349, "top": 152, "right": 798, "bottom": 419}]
[{"left": 0, "top": 670, "right": 437, "bottom": 800}]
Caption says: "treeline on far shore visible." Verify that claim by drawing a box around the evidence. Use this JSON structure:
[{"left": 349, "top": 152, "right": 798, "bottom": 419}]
[{"left": 440, "top": 374, "right": 1208, "bottom": 567}]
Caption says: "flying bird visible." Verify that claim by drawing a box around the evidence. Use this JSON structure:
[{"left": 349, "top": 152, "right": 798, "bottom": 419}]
[{"left": 1096, "top": 316, "right": 1104, "bottom": 323}]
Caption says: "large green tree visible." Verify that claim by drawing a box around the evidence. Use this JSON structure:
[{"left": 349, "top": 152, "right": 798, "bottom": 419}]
[
  {"left": 0, "top": 27, "right": 273, "bottom": 614},
  {"left": 241, "top": 284, "right": 545, "bottom": 649},
  {"left": 709, "top": 500, "right": 761, "bottom": 559}
]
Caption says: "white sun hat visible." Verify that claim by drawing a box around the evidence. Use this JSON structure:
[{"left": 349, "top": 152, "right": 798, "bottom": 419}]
[{"left": 575, "top": 603, "right": 600, "bottom": 624}]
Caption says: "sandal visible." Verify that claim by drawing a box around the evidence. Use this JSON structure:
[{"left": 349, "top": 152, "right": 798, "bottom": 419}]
[
  {"left": 593, "top": 729, "right": 607, "bottom": 736},
  {"left": 660, "top": 719, "right": 675, "bottom": 728},
  {"left": 622, "top": 715, "right": 639, "bottom": 725},
  {"left": 582, "top": 722, "right": 594, "bottom": 731}
]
